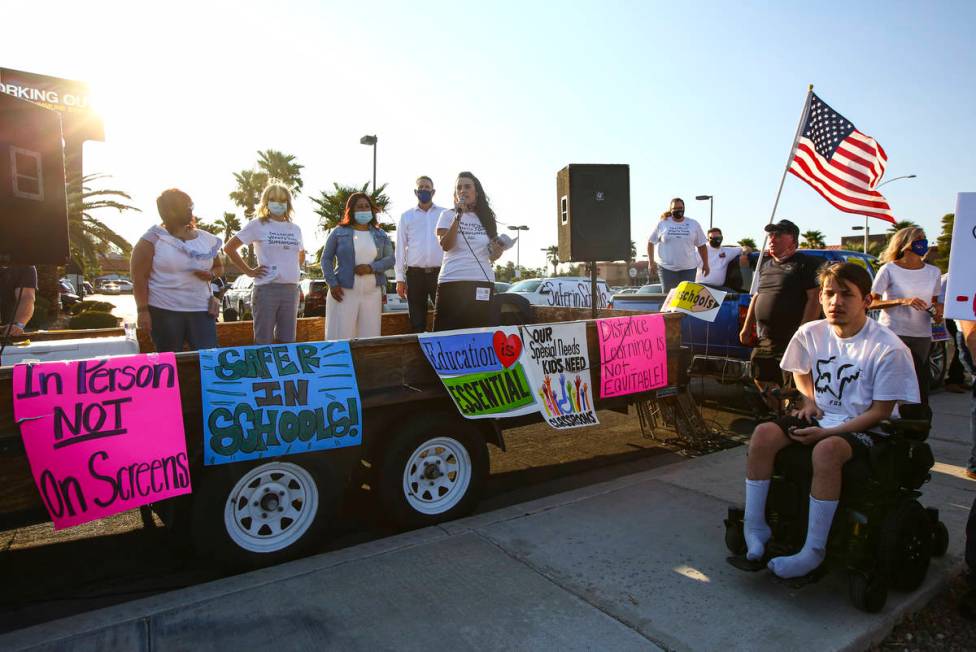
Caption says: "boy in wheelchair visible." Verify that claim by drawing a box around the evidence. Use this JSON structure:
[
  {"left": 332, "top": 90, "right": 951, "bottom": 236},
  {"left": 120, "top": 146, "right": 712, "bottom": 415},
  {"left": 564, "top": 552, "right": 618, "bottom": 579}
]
[{"left": 729, "top": 262, "right": 932, "bottom": 588}]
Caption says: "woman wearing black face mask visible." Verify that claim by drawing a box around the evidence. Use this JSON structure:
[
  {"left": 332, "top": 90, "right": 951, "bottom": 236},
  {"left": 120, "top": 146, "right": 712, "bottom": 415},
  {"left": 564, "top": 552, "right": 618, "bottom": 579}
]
[
  {"left": 647, "top": 197, "right": 709, "bottom": 293},
  {"left": 869, "top": 226, "right": 943, "bottom": 404},
  {"left": 131, "top": 188, "right": 223, "bottom": 352}
]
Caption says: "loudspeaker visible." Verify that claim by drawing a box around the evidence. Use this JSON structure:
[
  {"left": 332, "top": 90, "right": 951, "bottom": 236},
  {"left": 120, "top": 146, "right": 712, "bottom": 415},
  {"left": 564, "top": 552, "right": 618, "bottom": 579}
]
[
  {"left": 0, "top": 92, "right": 69, "bottom": 265},
  {"left": 556, "top": 164, "right": 630, "bottom": 263}
]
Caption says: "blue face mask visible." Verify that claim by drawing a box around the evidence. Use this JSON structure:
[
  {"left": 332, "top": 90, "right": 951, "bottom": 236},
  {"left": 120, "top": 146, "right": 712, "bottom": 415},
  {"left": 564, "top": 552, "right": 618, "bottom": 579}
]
[
  {"left": 353, "top": 210, "right": 373, "bottom": 225},
  {"left": 268, "top": 201, "right": 287, "bottom": 216},
  {"left": 416, "top": 189, "right": 433, "bottom": 204},
  {"left": 910, "top": 239, "right": 929, "bottom": 256}
]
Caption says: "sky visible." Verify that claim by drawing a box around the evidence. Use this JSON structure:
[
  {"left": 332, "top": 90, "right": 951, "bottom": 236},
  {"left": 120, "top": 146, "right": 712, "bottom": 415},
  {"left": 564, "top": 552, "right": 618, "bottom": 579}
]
[{"left": 4, "top": 0, "right": 975, "bottom": 270}]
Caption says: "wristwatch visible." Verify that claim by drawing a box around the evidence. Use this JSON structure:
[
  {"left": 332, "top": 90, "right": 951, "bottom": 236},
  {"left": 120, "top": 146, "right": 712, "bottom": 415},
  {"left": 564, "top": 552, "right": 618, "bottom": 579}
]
[{"left": 12, "top": 321, "right": 25, "bottom": 330}]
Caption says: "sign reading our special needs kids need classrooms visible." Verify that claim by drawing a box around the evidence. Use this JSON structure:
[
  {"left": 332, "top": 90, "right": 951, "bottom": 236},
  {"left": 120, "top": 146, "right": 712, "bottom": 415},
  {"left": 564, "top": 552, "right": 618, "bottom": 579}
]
[
  {"left": 597, "top": 314, "right": 669, "bottom": 398},
  {"left": 419, "top": 327, "right": 539, "bottom": 419},
  {"left": 12, "top": 353, "right": 190, "bottom": 530},
  {"left": 200, "top": 342, "right": 363, "bottom": 465},
  {"left": 520, "top": 322, "right": 598, "bottom": 429}
]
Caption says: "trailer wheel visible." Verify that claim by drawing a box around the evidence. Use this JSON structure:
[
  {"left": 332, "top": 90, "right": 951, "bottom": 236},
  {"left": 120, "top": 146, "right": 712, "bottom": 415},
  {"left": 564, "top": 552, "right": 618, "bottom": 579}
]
[
  {"left": 378, "top": 416, "right": 488, "bottom": 529},
  {"left": 193, "top": 459, "right": 336, "bottom": 568}
]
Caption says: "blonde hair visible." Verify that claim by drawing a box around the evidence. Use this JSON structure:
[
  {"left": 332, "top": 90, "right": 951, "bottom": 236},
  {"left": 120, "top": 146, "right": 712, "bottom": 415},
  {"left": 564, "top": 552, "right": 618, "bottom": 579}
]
[
  {"left": 881, "top": 226, "right": 925, "bottom": 263},
  {"left": 256, "top": 180, "right": 294, "bottom": 222}
]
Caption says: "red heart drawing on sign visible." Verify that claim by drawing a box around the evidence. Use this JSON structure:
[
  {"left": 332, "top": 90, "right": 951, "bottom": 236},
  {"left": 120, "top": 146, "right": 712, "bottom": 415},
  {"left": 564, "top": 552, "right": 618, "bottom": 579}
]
[{"left": 492, "top": 331, "right": 522, "bottom": 368}]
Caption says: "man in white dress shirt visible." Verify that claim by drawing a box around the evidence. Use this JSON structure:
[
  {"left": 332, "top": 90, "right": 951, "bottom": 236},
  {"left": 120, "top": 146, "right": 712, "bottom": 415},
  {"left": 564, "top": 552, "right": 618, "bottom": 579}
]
[{"left": 395, "top": 176, "right": 446, "bottom": 332}]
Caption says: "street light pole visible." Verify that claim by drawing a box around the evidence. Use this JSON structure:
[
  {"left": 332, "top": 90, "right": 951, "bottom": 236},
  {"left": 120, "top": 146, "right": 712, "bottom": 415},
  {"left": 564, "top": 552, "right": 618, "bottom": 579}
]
[
  {"left": 359, "top": 134, "right": 378, "bottom": 193},
  {"left": 859, "top": 174, "right": 917, "bottom": 254},
  {"left": 695, "top": 195, "right": 713, "bottom": 230},
  {"left": 508, "top": 225, "right": 529, "bottom": 279}
]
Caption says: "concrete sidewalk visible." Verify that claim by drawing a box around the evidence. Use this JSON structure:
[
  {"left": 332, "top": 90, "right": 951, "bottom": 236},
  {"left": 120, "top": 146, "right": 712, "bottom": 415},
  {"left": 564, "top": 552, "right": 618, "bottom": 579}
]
[{"left": 3, "top": 392, "right": 974, "bottom": 651}]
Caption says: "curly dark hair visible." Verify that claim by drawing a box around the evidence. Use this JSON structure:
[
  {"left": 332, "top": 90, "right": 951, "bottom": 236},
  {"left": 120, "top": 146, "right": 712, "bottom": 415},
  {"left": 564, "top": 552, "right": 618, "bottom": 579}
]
[
  {"left": 456, "top": 171, "right": 497, "bottom": 239},
  {"left": 340, "top": 192, "right": 377, "bottom": 227}
]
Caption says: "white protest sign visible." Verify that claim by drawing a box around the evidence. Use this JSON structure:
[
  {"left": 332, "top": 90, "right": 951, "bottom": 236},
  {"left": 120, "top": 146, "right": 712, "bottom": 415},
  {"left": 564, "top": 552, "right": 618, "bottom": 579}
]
[
  {"left": 945, "top": 193, "right": 976, "bottom": 321},
  {"left": 520, "top": 322, "right": 599, "bottom": 429},
  {"left": 661, "top": 281, "right": 727, "bottom": 323}
]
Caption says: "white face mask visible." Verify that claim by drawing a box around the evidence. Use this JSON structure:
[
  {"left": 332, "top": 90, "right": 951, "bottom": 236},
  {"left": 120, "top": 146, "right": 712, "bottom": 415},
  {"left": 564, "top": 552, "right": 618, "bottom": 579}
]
[{"left": 268, "top": 201, "right": 287, "bottom": 216}]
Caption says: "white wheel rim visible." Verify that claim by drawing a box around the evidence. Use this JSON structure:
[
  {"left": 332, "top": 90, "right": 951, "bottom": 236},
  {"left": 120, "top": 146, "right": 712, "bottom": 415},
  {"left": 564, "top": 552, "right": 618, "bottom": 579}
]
[
  {"left": 223, "top": 461, "right": 319, "bottom": 554},
  {"left": 402, "top": 437, "right": 472, "bottom": 515}
]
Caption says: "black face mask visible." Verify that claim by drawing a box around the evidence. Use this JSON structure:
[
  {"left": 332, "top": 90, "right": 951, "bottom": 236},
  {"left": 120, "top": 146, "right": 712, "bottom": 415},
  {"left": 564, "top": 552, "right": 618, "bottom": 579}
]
[
  {"left": 671, "top": 209, "right": 685, "bottom": 219},
  {"left": 709, "top": 237, "right": 723, "bottom": 247}
]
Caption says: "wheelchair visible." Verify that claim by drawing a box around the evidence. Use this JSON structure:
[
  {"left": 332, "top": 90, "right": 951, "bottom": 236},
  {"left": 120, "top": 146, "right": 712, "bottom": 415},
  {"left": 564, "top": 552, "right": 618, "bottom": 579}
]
[{"left": 724, "top": 403, "right": 950, "bottom": 613}]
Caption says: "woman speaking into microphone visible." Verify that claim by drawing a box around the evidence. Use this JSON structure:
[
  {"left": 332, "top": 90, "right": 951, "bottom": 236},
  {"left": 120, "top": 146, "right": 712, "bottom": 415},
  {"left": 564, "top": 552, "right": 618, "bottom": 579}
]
[{"left": 433, "top": 171, "right": 504, "bottom": 331}]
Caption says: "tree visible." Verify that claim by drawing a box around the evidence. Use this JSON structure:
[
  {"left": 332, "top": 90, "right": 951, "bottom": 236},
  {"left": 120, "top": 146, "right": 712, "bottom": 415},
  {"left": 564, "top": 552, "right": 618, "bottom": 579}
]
[
  {"left": 544, "top": 245, "right": 560, "bottom": 276},
  {"left": 194, "top": 219, "right": 221, "bottom": 236},
  {"left": 800, "top": 230, "right": 826, "bottom": 249},
  {"left": 256, "top": 149, "right": 304, "bottom": 195},
  {"left": 629, "top": 240, "right": 637, "bottom": 262},
  {"left": 213, "top": 212, "right": 242, "bottom": 243},
  {"left": 67, "top": 173, "right": 140, "bottom": 272},
  {"left": 738, "top": 237, "right": 758, "bottom": 249},
  {"left": 311, "top": 182, "right": 393, "bottom": 232},
  {"left": 934, "top": 213, "right": 954, "bottom": 272},
  {"left": 887, "top": 219, "right": 920, "bottom": 234}
]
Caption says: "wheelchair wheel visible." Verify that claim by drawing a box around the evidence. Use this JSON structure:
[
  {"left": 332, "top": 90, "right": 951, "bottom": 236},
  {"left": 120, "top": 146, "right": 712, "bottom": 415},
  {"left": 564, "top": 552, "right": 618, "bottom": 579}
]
[
  {"left": 931, "top": 521, "right": 949, "bottom": 558},
  {"left": 879, "top": 499, "right": 933, "bottom": 592},
  {"left": 849, "top": 571, "right": 888, "bottom": 613},
  {"left": 724, "top": 507, "right": 746, "bottom": 555}
]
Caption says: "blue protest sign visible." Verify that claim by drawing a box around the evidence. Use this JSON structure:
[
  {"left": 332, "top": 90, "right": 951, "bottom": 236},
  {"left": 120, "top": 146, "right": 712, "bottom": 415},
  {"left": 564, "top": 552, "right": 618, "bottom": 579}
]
[{"left": 200, "top": 342, "right": 362, "bottom": 465}]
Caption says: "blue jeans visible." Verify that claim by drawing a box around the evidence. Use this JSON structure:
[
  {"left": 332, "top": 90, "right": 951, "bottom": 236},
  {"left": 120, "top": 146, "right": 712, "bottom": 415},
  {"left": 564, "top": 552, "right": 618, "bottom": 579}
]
[
  {"left": 658, "top": 267, "right": 697, "bottom": 293},
  {"left": 148, "top": 306, "right": 218, "bottom": 352}
]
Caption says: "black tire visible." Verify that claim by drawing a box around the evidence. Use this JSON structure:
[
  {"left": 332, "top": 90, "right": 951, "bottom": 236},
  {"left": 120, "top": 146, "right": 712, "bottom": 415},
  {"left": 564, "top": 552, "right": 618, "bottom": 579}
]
[
  {"left": 724, "top": 511, "right": 747, "bottom": 555},
  {"left": 376, "top": 413, "right": 488, "bottom": 530},
  {"left": 879, "top": 499, "right": 933, "bottom": 592},
  {"left": 190, "top": 457, "right": 338, "bottom": 569},
  {"left": 932, "top": 521, "right": 949, "bottom": 558},
  {"left": 929, "top": 340, "right": 947, "bottom": 389},
  {"left": 849, "top": 571, "right": 888, "bottom": 613}
]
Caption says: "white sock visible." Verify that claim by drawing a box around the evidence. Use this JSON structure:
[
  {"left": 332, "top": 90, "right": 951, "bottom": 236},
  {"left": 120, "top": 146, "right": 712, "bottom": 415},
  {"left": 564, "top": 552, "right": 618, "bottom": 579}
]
[
  {"left": 768, "top": 496, "right": 838, "bottom": 578},
  {"left": 744, "top": 479, "right": 771, "bottom": 560}
]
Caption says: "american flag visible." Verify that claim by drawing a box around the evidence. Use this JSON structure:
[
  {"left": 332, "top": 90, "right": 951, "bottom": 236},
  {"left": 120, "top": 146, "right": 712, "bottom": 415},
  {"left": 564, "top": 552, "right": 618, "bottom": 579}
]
[{"left": 788, "top": 92, "right": 894, "bottom": 223}]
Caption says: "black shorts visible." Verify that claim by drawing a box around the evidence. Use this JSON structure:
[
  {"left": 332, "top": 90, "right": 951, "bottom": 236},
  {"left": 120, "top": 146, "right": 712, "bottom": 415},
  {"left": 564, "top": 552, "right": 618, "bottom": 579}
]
[
  {"left": 772, "top": 415, "right": 882, "bottom": 462},
  {"left": 750, "top": 338, "right": 789, "bottom": 383}
]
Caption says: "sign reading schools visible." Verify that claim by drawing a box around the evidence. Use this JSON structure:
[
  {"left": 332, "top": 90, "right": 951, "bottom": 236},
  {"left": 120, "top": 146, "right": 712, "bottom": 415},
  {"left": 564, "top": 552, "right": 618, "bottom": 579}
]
[
  {"left": 12, "top": 353, "right": 190, "bottom": 530},
  {"left": 419, "top": 327, "right": 539, "bottom": 419},
  {"left": 597, "top": 314, "right": 669, "bottom": 398},
  {"left": 521, "top": 322, "right": 599, "bottom": 429},
  {"left": 200, "top": 342, "right": 363, "bottom": 465},
  {"left": 662, "top": 281, "right": 727, "bottom": 323}
]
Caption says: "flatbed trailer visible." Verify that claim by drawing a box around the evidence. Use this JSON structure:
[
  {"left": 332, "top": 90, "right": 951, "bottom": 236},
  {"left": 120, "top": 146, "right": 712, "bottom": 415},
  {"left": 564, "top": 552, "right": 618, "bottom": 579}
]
[{"left": 0, "top": 308, "right": 683, "bottom": 567}]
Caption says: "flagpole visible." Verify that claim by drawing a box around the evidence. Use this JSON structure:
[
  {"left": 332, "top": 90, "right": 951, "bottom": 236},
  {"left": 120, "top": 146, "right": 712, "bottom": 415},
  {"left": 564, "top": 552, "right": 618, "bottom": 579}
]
[{"left": 750, "top": 84, "right": 815, "bottom": 294}]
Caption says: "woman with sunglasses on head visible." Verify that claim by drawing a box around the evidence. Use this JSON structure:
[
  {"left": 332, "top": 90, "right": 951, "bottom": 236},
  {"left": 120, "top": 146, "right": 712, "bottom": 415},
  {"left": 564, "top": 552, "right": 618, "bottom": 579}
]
[
  {"left": 869, "top": 226, "right": 943, "bottom": 404},
  {"left": 433, "top": 171, "right": 504, "bottom": 331},
  {"left": 321, "top": 193, "right": 395, "bottom": 340},
  {"left": 224, "top": 181, "right": 305, "bottom": 344}
]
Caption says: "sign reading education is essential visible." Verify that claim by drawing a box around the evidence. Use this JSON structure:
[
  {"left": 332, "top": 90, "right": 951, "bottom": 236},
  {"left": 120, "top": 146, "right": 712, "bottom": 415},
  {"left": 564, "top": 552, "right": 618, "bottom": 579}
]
[
  {"left": 520, "top": 322, "right": 599, "bottom": 429},
  {"left": 945, "top": 192, "right": 976, "bottom": 321},
  {"left": 200, "top": 342, "right": 363, "bottom": 465},
  {"left": 662, "top": 281, "right": 727, "bottom": 323},
  {"left": 419, "top": 327, "right": 539, "bottom": 419},
  {"left": 597, "top": 314, "right": 669, "bottom": 398},
  {"left": 12, "top": 353, "right": 190, "bottom": 530}
]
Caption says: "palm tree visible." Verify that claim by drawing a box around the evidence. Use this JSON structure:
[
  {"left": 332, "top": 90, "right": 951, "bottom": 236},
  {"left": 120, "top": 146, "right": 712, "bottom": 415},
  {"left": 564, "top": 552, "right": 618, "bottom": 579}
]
[
  {"left": 213, "top": 212, "right": 242, "bottom": 243},
  {"left": 229, "top": 170, "right": 267, "bottom": 266},
  {"left": 311, "top": 182, "right": 393, "bottom": 232},
  {"left": 738, "top": 237, "right": 757, "bottom": 249},
  {"left": 544, "top": 245, "right": 560, "bottom": 276},
  {"left": 887, "top": 219, "right": 919, "bottom": 235},
  {"left": 194, "top": 219, "right": 222, "bottom": 236},
  {"left": 67, "top": 174, "right": 140, "bottom": 271},
  {"left": 800, "top": 230, "right": 826, "bottom": 249},
  {"left": 256, "top": 149, "right": 304, "bottom": 195}
]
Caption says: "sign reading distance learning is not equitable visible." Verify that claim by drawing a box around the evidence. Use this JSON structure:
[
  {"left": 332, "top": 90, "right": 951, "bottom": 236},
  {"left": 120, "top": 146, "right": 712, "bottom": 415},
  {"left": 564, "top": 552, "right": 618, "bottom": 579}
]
[
  {"left": 419, "top": 327, "right": 539, "bottom": 419},
  {"left": 200, "top": 342, "right": 363, "bottom": 465},
  {"left": 945, "top": 192, "right": 976, "bottom": 321},
  {"left": 597, "top": 313, "right": 669, "bottom": 398},
  {"left": 12, "top": 353, "right": 190, "bottom": 530}
]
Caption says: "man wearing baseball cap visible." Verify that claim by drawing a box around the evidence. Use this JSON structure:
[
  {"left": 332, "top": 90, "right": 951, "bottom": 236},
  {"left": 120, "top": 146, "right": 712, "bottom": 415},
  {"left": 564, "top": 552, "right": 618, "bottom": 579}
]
[{"left": 740, "top": 219, "right": 823, "bottom": 410}]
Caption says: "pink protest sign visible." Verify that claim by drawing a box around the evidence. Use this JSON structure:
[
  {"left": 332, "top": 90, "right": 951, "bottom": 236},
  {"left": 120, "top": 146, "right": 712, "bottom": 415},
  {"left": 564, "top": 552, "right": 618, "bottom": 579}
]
[
  {"left": 12, "top": 353, "right": 191, "bottom": 529},
  {"left": 597, "top": 314, "right": 669, "bottom": 398}
]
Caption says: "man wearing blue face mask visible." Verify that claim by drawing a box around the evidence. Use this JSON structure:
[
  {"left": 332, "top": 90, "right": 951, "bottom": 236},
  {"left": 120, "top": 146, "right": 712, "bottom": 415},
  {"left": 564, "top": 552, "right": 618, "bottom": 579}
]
[
  {"left": 225, "top": 182, "right": 306, "bottom": 344},
  {"left": 395, "top": 176, "right": 445, "bottom": 332}
]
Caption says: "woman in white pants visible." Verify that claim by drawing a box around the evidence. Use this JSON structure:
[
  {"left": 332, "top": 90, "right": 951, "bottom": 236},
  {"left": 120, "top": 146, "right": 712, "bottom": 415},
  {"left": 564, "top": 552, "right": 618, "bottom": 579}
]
[{"left": 321, "top": 192, "right": 394, "bottom": 340}]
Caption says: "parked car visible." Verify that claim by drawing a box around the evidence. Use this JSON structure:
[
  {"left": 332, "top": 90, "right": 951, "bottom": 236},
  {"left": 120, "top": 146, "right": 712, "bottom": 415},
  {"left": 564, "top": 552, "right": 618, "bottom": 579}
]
[
  {"left": 222, "top": 275, "right": 255, "bottom": 321},
  {"left": 58, "top": 279, "right": 80, "bottom": 311},
  {"left": 608, "top": 283, "right": 660, "bottom": 308},
  {"left": 494, "top": 282, "right": 511, "bottom": 294},
  {"left": 299, "top": 279, "right": 328, "bottom": 317},
  {"left": 113, "top": 279, "right": 134, "bottom": 293},
  {"left": 98, "top": 281, "right": 121, "bottom": 295},
  {"left": 82, "top": 281, "right": 94, "bottom": 295},
  {"left": 507, "top": 277, "right": 611, "bottom": 309}
]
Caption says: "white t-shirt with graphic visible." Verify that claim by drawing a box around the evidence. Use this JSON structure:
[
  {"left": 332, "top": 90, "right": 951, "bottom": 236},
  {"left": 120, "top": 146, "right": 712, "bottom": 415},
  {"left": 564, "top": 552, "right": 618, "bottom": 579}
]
[
  {"left": 436, "top": 210, "right": 495, "bottom": 283},
  {"left": 871, "top": 262, "right": 941, "bottom": 338},
  {"left": 648, "top": 217, "right": 707, "bottom": 271},
  {"left": 235, "top": 218, "right": 305, "bottom": 285},
  {"left": 780, "top": 318, "right": 920, "bottom": 430},
  {"left": 697, "top": 245, "right": 743, "bottom": 286},
  {"left": 141, "top": 226, "right": 222, "bottom": 312}
]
